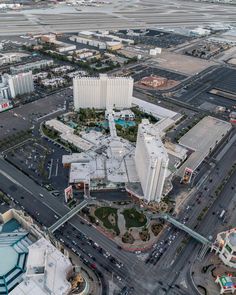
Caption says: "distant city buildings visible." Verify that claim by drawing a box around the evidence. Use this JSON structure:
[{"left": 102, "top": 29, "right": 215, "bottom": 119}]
[
  {"left": 0, "top": 53, "right": 21, "bottom": 66},
  {"left": 73, "top": 74, "right": 133, "bottom": 110},
  {"left": 135, "top": 119, "right": 169, "bottom": 203},
  {"left": 11, "top": 59, "right": 54, "bottom": 74},
  {"left": 70, "top": 30, "right": 133, "bottom": 50},
  {"left": 40, "top": 34, "right": 76, "bottom": 53}
]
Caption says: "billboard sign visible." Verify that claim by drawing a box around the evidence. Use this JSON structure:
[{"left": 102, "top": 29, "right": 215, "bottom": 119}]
[
  {"left": 0, "top": 101, "right": 12, "bottom": 112},
  {"left": 182, "top": 167, "right": 193, "bottom": 184},
  {"left": 64, "top": 185, "right": 73, "bottom": 203}
]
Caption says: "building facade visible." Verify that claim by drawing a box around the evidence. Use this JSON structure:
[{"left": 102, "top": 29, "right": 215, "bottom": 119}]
[
  {"left": 5, "top": 71, "right": 34, "bottom": 98},
  {"left": 212, "top": 228, "right": 236, "bottom": 268},
  {"left": 73, "top": 74, "right": 133, "bottom": 110},
  {"left": 135, "top": 119, "right": 169, "bottom": 203},
  {"left": 11, "top": 59, "right": 54, "bottom": 74}
]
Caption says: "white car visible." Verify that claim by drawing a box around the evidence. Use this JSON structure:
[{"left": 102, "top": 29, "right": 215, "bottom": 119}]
[{"left": 116, "top": 276, "right": 122, "bottom": 281}]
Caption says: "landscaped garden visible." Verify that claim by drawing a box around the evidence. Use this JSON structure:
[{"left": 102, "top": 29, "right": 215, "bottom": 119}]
[
  {"left": 84, "top": 204, "right": 165, "bottom": 247},
  {"left": 122, "top": 208, "right": 147, "bottom": 229},
  {"left": 94, "top": 207, "right": 120, "bottom": 235}
]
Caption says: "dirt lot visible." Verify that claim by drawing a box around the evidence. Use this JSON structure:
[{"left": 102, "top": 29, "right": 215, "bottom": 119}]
[{"left": 148, "top": 50, "right": 217, "bottom": 76}]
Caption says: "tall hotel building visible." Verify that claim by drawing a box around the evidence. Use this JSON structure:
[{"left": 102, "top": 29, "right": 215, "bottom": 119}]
[
  {"left": 2, "top": 71, "right": 34, "bottom": 98},
  {"left": 135, "top": 119, "right": 169, "bottom": 203},
  {"left": 73, "top": 74, "right": 133, "bottom": 109}
]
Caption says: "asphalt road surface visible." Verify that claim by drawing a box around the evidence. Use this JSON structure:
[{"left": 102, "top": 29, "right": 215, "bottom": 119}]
[
  {"left": 0, "top": 130, "right": 235, "bottom": 295},
  {"left": 1, "top": 0, "right": 236, "bottom": 35}
]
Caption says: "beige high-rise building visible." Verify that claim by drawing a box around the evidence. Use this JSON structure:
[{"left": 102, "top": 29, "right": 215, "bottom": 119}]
[
  {"left": 135, "top": 119, "right": 169, "bottom": 203},
  {"left": 73, "top": 74, "right": 133, "bottom": 110}
]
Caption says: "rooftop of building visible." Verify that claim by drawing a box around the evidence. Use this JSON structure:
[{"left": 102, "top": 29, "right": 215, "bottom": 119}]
[
  {"left": 139, "top": 119, "right": 169, "bottom": 161},
  {"left": 177, "top": 116, "right": 231, "bottom": 176},
  {"left": 69, "top": 162, "right": 90, "bottom": 183},
  {"left": 12, "top": 237, "right": 72, "bottom": 295},
  {"left": 46, "top": 119, "right": 74, "bottom": 134},
  {"left": 46, "top": 119, "right": 94, "bottom": 151},
  {"left": 74, "top": 73, "right": 133, "bottom": 81},
  {"left": 0, "top": 210, "right": 72, "bottom": 295},
  {"left": 62, "top": 153, "right": 91, "bottom": 164},
  {"left": 132, "top": 96, "right": 180, "bottom": 120}
]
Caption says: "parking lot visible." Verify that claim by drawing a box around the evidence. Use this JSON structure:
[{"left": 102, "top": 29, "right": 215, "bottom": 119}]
[
  {"left": 5, "top": 136, "right": 71, "bottom": 196},
  {"left": 116, "top": 29, "right": 194, "bottom": 48},
  {"left": 0, "top": 88, "right": 72, "bottom": 141},
  {"left": 6, "top": 139, "right": 50, "bottom": 181},
  {"left": 176, "top": 67, "right": 236, "bottom": 111},
  {"left": 131, "top": 64, "right": 187, "bottom": 83}
]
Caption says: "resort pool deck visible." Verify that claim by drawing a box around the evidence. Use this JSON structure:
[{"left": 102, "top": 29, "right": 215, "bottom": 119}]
[{"left": 101, "top": 119, "right": 136, "bottom": 129}]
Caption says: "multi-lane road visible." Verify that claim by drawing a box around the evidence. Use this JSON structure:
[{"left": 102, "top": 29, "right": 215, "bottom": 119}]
[{"left": 0, "top": 124, "right": 235, "bottom": 294}]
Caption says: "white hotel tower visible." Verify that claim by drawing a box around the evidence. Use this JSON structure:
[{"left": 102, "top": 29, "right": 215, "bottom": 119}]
[
  {"left": 135, "top": 119, "right": 169, "bottom": 203},
  {"left": 73, "top": 74, "right": 133, "bottom": 110},
  {"left": 2, "top": 71, "right": 34, "bottom": 98}
]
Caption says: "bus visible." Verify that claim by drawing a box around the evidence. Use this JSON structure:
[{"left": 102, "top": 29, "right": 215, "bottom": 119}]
[{"left": 219, "top": 210, "right": 226, "bottom": 219}]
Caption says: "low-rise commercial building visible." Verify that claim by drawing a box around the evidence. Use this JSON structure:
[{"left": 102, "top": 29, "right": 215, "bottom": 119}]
[
  {"left": 177, "top": 116, "right": 232, "bottom": 183},
  {"left": 45, "top": 119, "right": 94, "bottom": 151},
  {"left": 0, "top": 53, "right": 21, "bottom": 65},
  {"left": 11, "top": 60, "right": 54, "bottom": 74}
]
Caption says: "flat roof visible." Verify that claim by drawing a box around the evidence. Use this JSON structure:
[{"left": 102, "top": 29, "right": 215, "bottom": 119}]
[
  {"left": 62, "top": 153, "right": 90, "bottom": 164},
  {"left": 46, "top": 119, "right": 94, "bottom": 151},
  {"left": 69, "top": 162, "right": 90, "bottom": 183},
  {"left": 139, "top": 119, "right": 169, "bottom": 161},
  {"left": 46, "top": 119, "right": 73, "bottom": 134},
  {"left": 61, "top": 133, "right": 94, "bottom": 151},
  {"left": 12, "top": 238, "right": 72, "bottom": 295},
  {"left": 132, "top": 96, "right": 179, "bottom": 120},
  {"left": 177, "top": 116, "right": 231, "bottom": 176}
]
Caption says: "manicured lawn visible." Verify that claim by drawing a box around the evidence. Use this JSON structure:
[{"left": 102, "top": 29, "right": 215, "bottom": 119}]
[
  {"left": 122, "top": 208, "right": 147, "bottom": 229},
  {"left": 94, "top": 207, "right": 120, "bottom": 235}
]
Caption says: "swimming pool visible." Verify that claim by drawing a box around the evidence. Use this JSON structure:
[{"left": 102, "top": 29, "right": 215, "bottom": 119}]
[{"left": 100, "top": 119, "right": 136, "bottom": 129}]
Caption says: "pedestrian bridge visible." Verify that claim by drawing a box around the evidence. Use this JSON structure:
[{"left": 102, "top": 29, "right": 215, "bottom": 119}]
[
  {"left": 48, "top": 199, "right": 88, "bottom": 233},
  {"left": 161, "top": 214, "right": 212, "bottom": 246}
]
